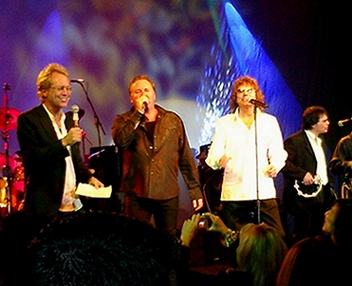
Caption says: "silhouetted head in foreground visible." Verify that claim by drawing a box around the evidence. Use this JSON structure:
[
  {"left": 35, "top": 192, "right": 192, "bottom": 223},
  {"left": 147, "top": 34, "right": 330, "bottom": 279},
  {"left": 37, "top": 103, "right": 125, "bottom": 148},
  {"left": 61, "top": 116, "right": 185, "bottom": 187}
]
[{"left": 1, "top": 211, "right": 178, "bottom": 286}]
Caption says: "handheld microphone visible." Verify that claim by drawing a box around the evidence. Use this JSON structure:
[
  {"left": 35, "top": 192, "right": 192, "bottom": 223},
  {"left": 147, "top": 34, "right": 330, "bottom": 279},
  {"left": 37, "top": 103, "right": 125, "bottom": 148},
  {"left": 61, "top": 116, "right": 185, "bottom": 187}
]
[
  {"left": 70, "top": 79, "right": 85, "bottom": 84},
  {"left": 338, "top": 117, "right": 352, "bottom": 127},
  {"left": 142, "top": 101, "right": 148, "bottom": 112},
  {"left": 248, "top": 98, "right": 268, "bottom": 109},
  {"left": 71, "top": 105, "right": 80, "bottom": 127}
]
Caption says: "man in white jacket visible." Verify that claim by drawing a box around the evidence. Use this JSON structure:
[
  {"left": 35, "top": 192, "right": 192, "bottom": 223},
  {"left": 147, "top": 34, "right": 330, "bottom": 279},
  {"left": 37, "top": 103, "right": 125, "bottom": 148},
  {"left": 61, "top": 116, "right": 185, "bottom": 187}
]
[{"left": 206, "top": 75, "right": 287, "bottom": 239}]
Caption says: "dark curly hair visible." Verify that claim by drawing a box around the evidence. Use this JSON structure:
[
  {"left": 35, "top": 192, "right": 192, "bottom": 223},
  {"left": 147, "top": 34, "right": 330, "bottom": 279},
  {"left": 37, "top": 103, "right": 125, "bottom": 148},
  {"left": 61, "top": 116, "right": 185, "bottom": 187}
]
[{"left": 301, "top": 106, "right": 328, "bottom": 130}]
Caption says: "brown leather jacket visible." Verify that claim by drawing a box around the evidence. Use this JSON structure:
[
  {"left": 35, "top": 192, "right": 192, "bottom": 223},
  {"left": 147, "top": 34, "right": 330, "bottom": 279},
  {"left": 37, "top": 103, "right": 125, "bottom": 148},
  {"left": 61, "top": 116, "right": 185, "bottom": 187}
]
[{"left": 111, "top": 105, "right": 202, "bottom": 200}]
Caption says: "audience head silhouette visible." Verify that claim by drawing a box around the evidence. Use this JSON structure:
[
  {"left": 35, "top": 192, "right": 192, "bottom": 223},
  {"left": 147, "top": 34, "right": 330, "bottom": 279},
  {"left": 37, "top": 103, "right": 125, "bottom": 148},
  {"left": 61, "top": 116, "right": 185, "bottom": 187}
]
[
  {"left": 1, "top": 211, "right": 178, "bottom": 286},
  {"left": 275, "top": 235, "right": 339, "bottom": 286},
  {"left": 276, "top": 199, "right": 352, "bottom": 286},
  {"left": 322, "top": 198, "right": 352, "bottom": 251}
]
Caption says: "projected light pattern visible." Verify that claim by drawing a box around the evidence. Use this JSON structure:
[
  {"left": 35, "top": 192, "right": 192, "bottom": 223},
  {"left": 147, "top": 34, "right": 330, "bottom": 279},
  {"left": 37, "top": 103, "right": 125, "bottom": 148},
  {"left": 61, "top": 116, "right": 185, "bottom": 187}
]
[
  {"left": 196, "top": 46, "right": 236, "bottom": 145},
  {"left": 196, "top": 2, "right": 303, "bottom": 147}
]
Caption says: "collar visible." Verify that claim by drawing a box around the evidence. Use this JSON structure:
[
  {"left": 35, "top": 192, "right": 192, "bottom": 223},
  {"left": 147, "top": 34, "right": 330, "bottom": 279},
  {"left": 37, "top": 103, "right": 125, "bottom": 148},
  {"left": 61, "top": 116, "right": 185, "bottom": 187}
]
[
  {"left": 233, "top": 107, "right": 262, "bottom": 120},
  {"left": 305, "top": 129, "right": 321, "bottom": 144},
  {"left": 42, "top": 104, "right": 66, "bottom": 124}
]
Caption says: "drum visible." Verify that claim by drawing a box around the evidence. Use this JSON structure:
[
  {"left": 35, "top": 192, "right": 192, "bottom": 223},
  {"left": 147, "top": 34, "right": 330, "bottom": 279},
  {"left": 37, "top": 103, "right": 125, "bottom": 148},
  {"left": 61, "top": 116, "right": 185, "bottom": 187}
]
[
  {"left": 13, "top": 166, "right": 25, "bottom": 181},
  {"left": 0, "top": 177, "right": 8, "bottom": 209},
  {"left": 11, "top": 167, "right": 25, "bottom": 211},
  {"left": 12, "top": 166, "right": 25, "bottom": 196},
  {"left": 0, "top": 153, "right": 15, "bottom": 177}
]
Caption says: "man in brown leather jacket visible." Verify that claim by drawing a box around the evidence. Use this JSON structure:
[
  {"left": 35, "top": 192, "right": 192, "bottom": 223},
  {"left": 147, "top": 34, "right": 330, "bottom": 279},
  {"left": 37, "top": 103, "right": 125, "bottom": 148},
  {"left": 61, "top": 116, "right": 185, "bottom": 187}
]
[{"left": 111, "top": 75, "right": 203, "bottom": 236}]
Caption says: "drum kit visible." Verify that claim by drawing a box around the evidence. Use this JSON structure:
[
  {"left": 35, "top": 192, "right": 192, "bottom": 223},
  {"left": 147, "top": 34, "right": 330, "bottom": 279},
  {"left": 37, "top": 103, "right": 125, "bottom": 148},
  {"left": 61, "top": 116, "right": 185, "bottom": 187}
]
[{"left": 0, "top": 83, "right": 24, "bottom": 217}]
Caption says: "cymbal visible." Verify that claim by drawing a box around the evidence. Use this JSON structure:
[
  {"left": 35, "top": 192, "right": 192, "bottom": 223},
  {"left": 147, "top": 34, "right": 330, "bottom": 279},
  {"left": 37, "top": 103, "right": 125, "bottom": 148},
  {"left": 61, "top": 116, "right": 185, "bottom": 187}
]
[{"left": 0, "top": 107, "right": 21, "bottom": 131}]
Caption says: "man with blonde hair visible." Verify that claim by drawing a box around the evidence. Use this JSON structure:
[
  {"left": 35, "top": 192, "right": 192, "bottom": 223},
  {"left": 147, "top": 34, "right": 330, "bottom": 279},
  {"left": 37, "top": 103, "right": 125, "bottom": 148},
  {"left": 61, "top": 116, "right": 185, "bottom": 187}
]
[{"left": 17, "top": 62, "right": 103, "bottom": 214}]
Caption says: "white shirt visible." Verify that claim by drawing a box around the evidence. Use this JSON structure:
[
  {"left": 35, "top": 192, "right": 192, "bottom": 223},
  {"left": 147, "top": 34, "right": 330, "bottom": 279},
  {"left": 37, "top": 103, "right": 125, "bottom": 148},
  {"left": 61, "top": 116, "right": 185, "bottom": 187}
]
[
  {"left": 43, "top": 105, "right": 77, "bottom": 211},
  {"left": 206, "top": 109, "right": 287, "bottom": 201},
  {"left": 304, "top": 130, "right": 329, "bottom": 185}
]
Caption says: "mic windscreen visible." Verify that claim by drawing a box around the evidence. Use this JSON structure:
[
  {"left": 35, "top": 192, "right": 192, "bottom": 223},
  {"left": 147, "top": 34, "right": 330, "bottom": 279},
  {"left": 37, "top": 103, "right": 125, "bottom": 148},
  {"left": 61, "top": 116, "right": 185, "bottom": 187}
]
[
  {"left": 141, "top": 101, "right": 149, "bottom": 113},
  {"left": 71, "top": 105, "right": 80, "bottom": 122}
]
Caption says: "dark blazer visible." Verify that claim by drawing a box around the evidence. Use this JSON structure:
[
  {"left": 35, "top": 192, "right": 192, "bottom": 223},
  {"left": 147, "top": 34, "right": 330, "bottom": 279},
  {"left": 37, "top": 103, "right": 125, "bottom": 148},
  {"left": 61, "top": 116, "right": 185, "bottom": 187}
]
[
  {"left": 280, "top": 130, "right": 333, "bottom": 215},
  {"left": 16, "top": 105, "right": 92, "bottom": 214}
]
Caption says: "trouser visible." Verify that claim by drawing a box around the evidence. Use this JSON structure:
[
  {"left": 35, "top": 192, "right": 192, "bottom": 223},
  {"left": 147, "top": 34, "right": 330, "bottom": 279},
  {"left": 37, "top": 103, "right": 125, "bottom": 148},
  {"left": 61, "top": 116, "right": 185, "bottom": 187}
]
[
  {"left": 221, "top": 198, "right": 285, "bottom": 239},
  {"left": 125, "top": 194, "right": 179, "bottom": 236},
  {"left": 221, "top": 199, "right": 286, "bottom": 268},
  {"left": 292, "top": 184, "right": 335, "bottom": 243}
]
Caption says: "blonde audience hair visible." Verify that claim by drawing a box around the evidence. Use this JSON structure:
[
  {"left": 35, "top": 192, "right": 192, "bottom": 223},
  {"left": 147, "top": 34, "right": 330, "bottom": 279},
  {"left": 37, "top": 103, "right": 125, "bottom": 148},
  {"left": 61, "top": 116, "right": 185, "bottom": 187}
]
[{"left": 237, "top": 222, "right": 288, "bottom": 286}]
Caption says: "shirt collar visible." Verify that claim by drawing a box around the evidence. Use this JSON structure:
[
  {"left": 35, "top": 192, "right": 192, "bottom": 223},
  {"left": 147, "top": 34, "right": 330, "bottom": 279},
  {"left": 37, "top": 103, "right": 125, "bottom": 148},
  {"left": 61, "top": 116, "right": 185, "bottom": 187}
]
[
  {"left": 305, "top": 129, "right": 320, "bottom": 143},
  {"left": 233, "top": 107, "right": 262, "bottom": 121},
  {"left": 42, "top": 104, "right": 66, "bottom": 123}
]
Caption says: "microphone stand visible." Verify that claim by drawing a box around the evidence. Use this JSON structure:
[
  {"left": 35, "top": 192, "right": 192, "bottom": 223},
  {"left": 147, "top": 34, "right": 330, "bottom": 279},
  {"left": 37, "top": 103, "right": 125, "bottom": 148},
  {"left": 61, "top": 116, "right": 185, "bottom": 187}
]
[
  {"left": 251, "top": 101, "right": 269, "bottom": 224},
  {"left": 82, "top": 131, "right": 93, "bottom": 164},
  {"left": 73, "top": 81, "right": 106, "bottom": 147},
  {"left": 1, "top": 83, "right": 13, "bottom": 214},
  {"left": 253, "top": 106, "right": 261, "bottom": 224}
]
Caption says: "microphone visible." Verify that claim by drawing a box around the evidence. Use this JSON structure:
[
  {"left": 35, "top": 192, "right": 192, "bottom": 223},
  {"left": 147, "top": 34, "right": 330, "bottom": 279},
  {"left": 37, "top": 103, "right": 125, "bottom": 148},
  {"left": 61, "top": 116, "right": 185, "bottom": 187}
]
[
  {"left": 142, "top": 101, "right": 148, "bottom": 112},
  {"left": 338, "top": 117, "right": 352, "bottom": 127},
  {"left": 70, "top": 79, "right": 85, "bottom": 84},
  {"left": 248, "top": 98, "right": 268, "bottom": 109},
  {"left": 71, "top": 105, "right": 80, "bottom": 127}
]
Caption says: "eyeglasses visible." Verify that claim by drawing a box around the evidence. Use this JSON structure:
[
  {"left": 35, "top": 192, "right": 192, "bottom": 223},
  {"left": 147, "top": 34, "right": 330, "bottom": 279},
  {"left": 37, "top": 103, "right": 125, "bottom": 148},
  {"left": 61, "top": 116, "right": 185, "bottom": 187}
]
[
  {"left": 50, "top": 86, "right": 73, "bottom": 93},
  {"left": 237, "top": 88, "right": 255, "bottom": 94}
]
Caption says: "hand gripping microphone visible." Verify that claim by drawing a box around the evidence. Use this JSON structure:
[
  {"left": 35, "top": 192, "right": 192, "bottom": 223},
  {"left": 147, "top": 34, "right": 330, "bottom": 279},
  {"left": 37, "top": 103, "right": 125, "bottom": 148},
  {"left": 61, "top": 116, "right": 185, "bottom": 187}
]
[{"left": 71, "top": 105, "right": 80, "bottom": 127}]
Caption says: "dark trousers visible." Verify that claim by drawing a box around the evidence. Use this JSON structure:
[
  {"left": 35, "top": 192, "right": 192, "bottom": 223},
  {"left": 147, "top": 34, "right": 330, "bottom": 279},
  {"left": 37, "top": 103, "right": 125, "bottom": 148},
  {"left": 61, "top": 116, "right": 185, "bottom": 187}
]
[
  {"left": 221, "top": 199, "right": 285, "bottom": 238},
  {"left": 124, "top": 194, "right": 179, "bottom": 236},
  {"left": 221, "top": 199, "right": 286, "bottom": 268},
  {"left": 292, "top": 184, "right": 335, "bottom": 244}
]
